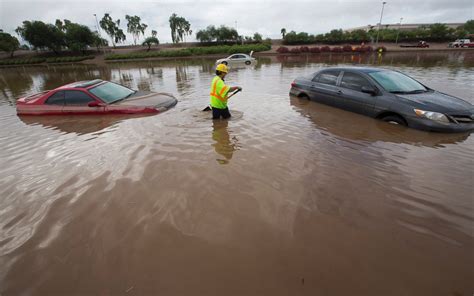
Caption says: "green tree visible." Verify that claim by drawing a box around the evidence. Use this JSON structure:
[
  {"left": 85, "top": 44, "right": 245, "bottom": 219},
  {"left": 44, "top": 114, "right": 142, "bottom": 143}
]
[
  {"left": 349, "top": 29, "right": 369, "bottom": 42},
  {"left": 15, "top": 20, "right": 65, "bottom": 53},
  {"left": 55, "top": 19, "right": 65, "bottom": 31},
  {"left": 0, "top": 31, "right": 20, "bottom": 57},
  {"left": 99, "top": 13, "right": 126, "bottom": 48},
  {"left": 253, "top": 32, "right": 263, "bottom": 42},
  {"left": 92, "top": 32, "right": 108, "bottom": 51},
  {"left": 63, "top": 21, "right": 95, "bottom": 53},
  {"left": 283, "top": 31, "right": 315, "bottom": 45},
  {"left": 196, "top": 25, "right": 239, "bottom": 43},
  {"left": 151, "top": 30, "right": 157, "bottom": 37},
  {"left": 125, "top": 15, "right": 148, "bottom": 45},
  {"left": 429, "top": 23, "right": 450, "bottom": 41},
  {"left": 314, "top": 34, "right": 325, "bottom": 43},
  {"left": 413, "top": 27, "right": 430, "bottom": 40},
  {"left": 325, "top": 29, "right": 344, "bottom": 43},
  {"left": 463, "top": 20, "right": 474, "bottom": 33},
  {"left": 453, "top": 26, "right": 468, "bottom": 39},
  {"left": 55, "top": 19, "right": 73, "bottom": 32},
  {"left": 169, "top": 13, "right": 192, "bottom": 43},
  {"left": 281, "top": 28, "right": 286, "bottom": 38},
  {"left": 142, "top": 36, "right": 159, "bottom": 51},
  {"left": 215, "top": 26, "right": 238, "bottom": 42},
  {"left": 51, "top": 19, "right": 96, "bottom": 53},
  {"left": 196, "top": 28, "right": 213, "bottom": 42}
]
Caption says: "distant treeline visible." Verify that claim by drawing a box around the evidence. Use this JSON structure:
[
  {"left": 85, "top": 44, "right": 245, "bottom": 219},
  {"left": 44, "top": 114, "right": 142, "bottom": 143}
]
[
  {"left": 195, "top": 25, "right": 267, "bottom": 44},
  {"left": 0, "top": 13, "right": 268, "bottom": 58},
  {"left": 282, "top": 21, "right": 474, "bottom": 45},
  {"left": 0, "top": 19, "right": 109, "bottom": 58},
  {"left": 1, "top": 15, "right": 473, "bottom": 59}
]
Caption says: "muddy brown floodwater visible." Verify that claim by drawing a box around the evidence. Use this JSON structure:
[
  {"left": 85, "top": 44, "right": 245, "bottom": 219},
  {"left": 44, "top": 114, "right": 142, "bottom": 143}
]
[{"left": 0, "top": 52, "right": 473, "bottom": 296}]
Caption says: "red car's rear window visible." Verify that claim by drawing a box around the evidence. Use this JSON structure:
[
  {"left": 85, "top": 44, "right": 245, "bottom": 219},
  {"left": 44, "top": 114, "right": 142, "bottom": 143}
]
[{"left": 24, "top": 90, "right": 50, "bottom": 102}]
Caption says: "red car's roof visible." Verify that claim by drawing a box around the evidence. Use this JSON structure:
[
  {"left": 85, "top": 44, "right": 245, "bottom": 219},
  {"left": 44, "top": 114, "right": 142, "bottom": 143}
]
[{"left": 55, "top": 79, "right": 104, "bottom": 90}]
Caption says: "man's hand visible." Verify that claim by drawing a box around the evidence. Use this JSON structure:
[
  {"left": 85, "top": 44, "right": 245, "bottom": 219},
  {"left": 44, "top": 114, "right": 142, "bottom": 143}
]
[{"left": 230, "top": 86, "right": 242, "bottom": 92}]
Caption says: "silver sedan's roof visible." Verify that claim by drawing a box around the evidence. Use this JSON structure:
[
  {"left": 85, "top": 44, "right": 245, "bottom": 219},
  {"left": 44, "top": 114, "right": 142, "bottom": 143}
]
[
  {"left": 228, "top": 53, "right": 250, "bottom": 57},
  {"left": 318, "top": 67, "right": 385, "bottom": 73}
]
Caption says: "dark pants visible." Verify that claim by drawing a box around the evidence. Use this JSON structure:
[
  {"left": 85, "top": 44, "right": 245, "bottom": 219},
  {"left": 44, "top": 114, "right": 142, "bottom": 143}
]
[{"left": 212, "top": 107, "right": 231, "bottom": 119}]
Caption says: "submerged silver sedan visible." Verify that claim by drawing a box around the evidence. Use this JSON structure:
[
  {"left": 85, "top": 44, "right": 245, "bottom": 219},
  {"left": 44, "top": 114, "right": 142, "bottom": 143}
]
[{"left": 216, "top": 52, "right": 255, "bottom": 65}]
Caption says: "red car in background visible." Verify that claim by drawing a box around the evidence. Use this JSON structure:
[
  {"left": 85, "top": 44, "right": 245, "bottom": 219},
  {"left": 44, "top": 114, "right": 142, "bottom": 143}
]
[{"left": 16, "top": 80, "right": 177, "bottom": 115}]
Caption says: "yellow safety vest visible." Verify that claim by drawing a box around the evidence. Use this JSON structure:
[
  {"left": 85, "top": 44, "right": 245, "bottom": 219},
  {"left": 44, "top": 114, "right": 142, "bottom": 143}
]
[{"left": 210, "top": 76, "right": 230, "bottom": 109}]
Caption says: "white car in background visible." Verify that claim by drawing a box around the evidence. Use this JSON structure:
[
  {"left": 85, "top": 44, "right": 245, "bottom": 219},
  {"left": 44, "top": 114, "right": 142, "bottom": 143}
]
[
  {"left": 448, "top": 39, "right": 471, "bottom": 48},
  {"left": 216, "top": 52, "right": 255, "bottom": 65}
]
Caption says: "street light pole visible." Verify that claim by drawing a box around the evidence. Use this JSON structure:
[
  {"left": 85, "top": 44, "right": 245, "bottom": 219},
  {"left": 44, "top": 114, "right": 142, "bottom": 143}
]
[
  {"left": 375, "top": 1, "right": 387, "bottom": 45},
  {"left": 94, "top": 14, "right": 104, "bottom": 53},
  {"left": 235, "top": 20, "right": 243, "bottom": 45},
  {"left": 395, "top": 17, "right": 403, "bottom": 44}
]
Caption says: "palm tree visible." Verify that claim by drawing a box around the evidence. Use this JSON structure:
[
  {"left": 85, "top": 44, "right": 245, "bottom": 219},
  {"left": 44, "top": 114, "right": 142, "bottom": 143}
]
[
  {"left": 281, "top": 28, "right": 286, "bottom": 38},
  {"left": 169, "top": 13, "right": 191, "bottom": 43}
]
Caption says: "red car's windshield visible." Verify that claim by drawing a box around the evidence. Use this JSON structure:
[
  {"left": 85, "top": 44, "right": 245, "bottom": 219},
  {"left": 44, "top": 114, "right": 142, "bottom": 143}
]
[{"left": 89, "top": 82, "right": 135, "bottom": 104}]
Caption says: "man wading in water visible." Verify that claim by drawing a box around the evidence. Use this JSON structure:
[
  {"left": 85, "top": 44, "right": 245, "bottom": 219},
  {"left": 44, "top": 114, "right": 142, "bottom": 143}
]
[{"left": 209, "top": 64, "right": 242, "bottom": 119}]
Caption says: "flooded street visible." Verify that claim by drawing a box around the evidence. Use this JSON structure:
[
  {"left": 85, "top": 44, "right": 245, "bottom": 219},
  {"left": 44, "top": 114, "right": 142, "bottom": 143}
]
[{"left": 0, "top": 52, "right": 473, "bottom": 295}]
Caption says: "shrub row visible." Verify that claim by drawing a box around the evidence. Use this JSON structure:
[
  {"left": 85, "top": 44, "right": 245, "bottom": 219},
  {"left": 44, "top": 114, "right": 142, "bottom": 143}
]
[
  {"left": 105, "top": 44, "right": 271, "bottom": 60},
  {"left": 0, "top": 58, "right": 46, "bottom": 65},
  {"left": 282, "top": 24, "right": 467, "bottom": 45},
  {"left": 46, "top": 55, "right": 94, "bottom": 63},
  {"left": 0, "top": 55, "right": 95, "bottom": 66},
  {"left": 277, "top": 45, "right": 383, "bottom": 54}
]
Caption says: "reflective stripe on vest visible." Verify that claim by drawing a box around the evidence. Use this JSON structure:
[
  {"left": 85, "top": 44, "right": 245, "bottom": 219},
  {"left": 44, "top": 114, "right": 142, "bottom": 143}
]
[{"left": 210, "top": 77, "right": 228, "bottom": 103}]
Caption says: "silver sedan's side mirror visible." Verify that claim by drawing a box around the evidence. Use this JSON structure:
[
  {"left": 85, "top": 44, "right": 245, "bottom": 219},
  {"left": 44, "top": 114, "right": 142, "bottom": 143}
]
[{"left": 361, "top": 86, "right": 378, "bottom": 95}]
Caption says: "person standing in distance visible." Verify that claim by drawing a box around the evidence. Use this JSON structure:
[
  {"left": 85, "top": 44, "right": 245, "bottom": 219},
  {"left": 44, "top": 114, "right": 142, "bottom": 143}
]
[{"left": 209, "top": 64, "right": 242, "bottom": 119}]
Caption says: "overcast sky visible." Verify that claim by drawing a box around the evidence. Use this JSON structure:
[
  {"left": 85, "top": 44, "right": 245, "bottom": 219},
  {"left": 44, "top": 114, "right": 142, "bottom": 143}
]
[{"left": 0, "top": 0, "right": 472, "bottom": 44}]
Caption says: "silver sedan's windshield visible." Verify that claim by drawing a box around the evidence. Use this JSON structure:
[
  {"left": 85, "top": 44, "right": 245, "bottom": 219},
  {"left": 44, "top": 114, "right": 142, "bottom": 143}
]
[
  {"left": 369, "top": 71, "right": 428, "bottom": 94},
  {"left": 89, "top": 82, "right": 135, "bottom": 103}
]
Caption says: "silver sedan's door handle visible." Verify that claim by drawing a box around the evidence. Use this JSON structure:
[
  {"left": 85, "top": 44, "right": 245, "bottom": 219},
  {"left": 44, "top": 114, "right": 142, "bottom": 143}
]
[{"left": 336, "top": 90, "right": 343, "bottom": 95}]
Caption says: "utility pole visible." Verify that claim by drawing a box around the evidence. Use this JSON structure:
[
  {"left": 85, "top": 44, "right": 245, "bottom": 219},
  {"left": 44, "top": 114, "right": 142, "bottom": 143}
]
[
  {"left": 395, "top": 17, "right": 403, "bottom": 44},
  {"left": 375, "top": 1, "right": 387, "bottom": 45}
]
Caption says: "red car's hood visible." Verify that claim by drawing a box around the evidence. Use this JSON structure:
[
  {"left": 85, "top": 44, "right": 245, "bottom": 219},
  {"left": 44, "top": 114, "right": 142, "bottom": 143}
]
[{"left": 115, "top": 91, "right": 177, "bottom": 109}]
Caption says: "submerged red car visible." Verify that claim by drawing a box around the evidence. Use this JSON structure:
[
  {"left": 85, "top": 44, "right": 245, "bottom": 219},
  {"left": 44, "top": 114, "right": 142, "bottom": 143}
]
[{"left": 16, "top": 80, "right": 177, "bottom": 115}]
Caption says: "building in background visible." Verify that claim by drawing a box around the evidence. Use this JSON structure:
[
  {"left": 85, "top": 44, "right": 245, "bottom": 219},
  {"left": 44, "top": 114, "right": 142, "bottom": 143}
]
[{"left": 345, "top": 23, "right": 464, "bottom": 32}]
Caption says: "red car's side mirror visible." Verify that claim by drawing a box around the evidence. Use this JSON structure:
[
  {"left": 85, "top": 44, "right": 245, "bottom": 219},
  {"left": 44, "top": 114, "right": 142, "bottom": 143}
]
[{"left": 88, "top": 101, "right": 103, "bottom": 107}]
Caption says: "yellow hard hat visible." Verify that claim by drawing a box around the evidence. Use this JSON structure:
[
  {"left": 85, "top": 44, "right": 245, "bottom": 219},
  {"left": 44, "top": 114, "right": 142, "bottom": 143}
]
[{"left": 216, "top": 63, "right": 228, "bottom": 73}]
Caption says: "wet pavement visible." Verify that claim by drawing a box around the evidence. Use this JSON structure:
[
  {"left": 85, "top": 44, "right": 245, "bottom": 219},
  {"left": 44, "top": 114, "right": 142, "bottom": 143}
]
[{"left": 0, "top": 52, "right": 473, "bottom": 295}]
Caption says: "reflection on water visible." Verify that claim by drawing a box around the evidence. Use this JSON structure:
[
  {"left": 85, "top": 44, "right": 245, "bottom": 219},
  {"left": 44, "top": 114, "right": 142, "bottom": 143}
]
[
  {"left": 274, "top": 51, "right": 474, "bottom": 69},
  {"left": 18, "top": 114, "right": 155, "bottom": 135},
  {"left": 212, "top": 119, "right": 239, "bottom": 164},
  {"left": 289, "top": 95, "right": 471, "bottom": 147},
  {"left": 0, "top": 52, "right": 473, "bottom": 295}
]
